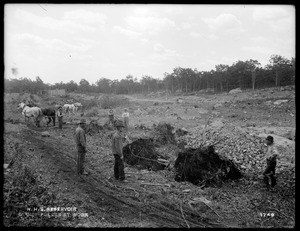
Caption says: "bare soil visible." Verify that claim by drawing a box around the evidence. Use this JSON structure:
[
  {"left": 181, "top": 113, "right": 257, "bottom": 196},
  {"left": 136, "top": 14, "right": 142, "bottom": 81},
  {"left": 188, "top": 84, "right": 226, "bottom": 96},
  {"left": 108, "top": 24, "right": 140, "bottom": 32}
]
[{"left": 3, "top": 86, "right": 295, "bottom": 228}]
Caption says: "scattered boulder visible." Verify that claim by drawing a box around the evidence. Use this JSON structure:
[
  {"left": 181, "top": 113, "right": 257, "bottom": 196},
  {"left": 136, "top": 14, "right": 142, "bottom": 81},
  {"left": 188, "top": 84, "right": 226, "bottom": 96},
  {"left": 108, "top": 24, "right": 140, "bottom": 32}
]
[
  {"left": 229, "top": 88, "right": 242, "bottom": 94},
  {"left": 198, "top": 108, "right": 209, "bottom": 114},
  {"left": 41, "top": 131, "right": 50, "bottom": 137},
  {"left": 273, "top": 99, "right": 289, "bottom": 105},
  {"left": 176, "top": 98, "right": 185, "bottom": 104}
]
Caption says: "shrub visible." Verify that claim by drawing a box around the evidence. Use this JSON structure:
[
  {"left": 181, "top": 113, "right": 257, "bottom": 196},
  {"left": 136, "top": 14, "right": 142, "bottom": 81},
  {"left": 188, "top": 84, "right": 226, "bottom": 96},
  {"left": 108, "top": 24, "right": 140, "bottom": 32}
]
[{"left": 85, "top": 106, "right": 100, "bottom": 117}]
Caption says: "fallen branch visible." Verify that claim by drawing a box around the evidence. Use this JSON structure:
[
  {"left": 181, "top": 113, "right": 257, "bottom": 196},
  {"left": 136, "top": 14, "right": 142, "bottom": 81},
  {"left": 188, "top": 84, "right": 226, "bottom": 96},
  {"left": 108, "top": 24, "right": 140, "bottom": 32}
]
[
  {"left": 272, "top": 208, "right": 294, "bottom": 221},
  {"left": 65, "top": 155, "right": 77, "bottom": 164},
  {"left": 105, "top": 179, "right": 117, "bottom": 188},
  {"left": 120, "top": 186, "right": 140, "bottom": 197},
  {"left": 140, "top": 182, "right": 171, "bottom": 187},
  {"left": 204, "top": 203, "right": 223, "bottom": 220},
  {"left": 158, "top": 158, "right": 169, "bottom": 163},
  {"left": 180, "top": 200, "right": 190, "bottom": 228},
  {"left": 129, "top": 147, "right": 168, "bottom": 165}
]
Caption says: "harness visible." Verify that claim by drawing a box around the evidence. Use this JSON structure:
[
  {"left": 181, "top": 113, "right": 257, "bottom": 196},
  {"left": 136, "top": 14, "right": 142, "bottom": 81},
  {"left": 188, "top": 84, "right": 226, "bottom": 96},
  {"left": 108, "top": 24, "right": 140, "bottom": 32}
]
[{"left": 21, "top": 104, "right": 28, "bottom": 115}]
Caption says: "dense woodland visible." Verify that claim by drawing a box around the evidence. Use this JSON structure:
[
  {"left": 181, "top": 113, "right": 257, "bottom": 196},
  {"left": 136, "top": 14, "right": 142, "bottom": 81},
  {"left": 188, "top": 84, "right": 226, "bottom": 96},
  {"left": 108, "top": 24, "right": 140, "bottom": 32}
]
[{"left": 5, "top": 54, "right": 295, "bottom": 95}]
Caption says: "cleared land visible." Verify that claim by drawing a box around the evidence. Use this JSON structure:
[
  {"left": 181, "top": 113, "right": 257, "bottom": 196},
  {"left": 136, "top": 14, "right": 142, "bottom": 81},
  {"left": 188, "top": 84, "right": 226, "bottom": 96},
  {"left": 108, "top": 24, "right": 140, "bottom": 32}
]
[{"left": 3, "top": 86, "right": 295, "bottom": 228}]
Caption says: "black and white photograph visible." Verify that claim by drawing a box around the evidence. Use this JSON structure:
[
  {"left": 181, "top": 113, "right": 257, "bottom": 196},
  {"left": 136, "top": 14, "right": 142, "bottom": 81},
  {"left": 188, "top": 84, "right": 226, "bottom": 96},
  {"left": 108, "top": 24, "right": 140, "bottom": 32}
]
[{"left": 3, "top": 4, "right": 295, "bottom": 228}]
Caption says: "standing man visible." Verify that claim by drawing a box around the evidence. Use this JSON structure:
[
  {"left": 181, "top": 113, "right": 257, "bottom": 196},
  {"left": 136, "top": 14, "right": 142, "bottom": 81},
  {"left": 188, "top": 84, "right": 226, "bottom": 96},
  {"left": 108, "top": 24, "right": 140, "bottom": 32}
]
[
  {"left": 108, "top": 106, "right": 114, "bottom": 126},
  {"left": 122, "top": 108, "right": 130, "bottom": 132},
  {"left": 75, "top": 119, "right": 88, "bottom": 175},
  {"left": 56, "top": 106, "right": 63, "bottom": 129},
  {"left": 263, "top": 135, "right": 279, "bottom": 188},
  {"left": 111, "top": 120, "right": 130, "bottom": 182}
]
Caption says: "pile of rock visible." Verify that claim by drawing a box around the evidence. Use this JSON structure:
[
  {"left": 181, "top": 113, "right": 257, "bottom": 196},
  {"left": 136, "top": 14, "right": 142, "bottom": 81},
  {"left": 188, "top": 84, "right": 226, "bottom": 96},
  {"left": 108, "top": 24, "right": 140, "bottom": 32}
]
[{"left": 176, "top": 125, "right": 267, "bottom": 175}]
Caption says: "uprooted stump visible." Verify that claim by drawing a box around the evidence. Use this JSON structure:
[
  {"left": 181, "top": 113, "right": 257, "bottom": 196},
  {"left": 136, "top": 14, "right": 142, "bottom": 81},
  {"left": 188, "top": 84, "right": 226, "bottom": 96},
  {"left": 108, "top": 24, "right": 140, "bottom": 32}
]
[
  {"left": 174, "top": 145, "right": 242, "bottom": 187},
  {"left": 123, "top": 138, "right": 166, "bottom": 171}
]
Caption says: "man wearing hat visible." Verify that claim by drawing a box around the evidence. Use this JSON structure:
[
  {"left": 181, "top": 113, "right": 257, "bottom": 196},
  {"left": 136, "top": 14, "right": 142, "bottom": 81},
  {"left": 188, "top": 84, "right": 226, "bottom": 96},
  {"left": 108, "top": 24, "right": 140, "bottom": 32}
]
[
  {"left": 111, "top": 120, "right": 130, "bottom": 182},
  {"left": 122, "top": 108, "right": 130, "bottom": 132},
  {"left": 75, "top": 118, "right": 88, "bottom": 175},
  {"left": 56, "top": 106, "right": 63, "bottom": 129},
  {"left": 263, "top": 135, "right": 279, "bottom": 188},
  {"left": 108, "top": 106, "right": 114, "bottom": 126}
]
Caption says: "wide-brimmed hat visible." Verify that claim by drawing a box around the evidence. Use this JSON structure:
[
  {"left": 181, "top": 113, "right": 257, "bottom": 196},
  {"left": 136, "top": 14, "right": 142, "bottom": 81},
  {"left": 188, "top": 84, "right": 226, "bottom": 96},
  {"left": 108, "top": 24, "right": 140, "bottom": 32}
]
[
  {"left": 78, "top": 118, "right": 87, "bottom": 124},
  {"left": 266, "top": 135, "right": 274, "bottom": 142}
]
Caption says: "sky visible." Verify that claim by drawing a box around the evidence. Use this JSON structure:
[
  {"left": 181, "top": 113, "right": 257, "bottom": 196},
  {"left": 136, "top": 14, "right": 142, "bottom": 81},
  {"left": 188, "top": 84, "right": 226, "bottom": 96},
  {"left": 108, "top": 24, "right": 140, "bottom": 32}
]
[{"left": 4, "top": 4, "right": 295, "bottom": 85}]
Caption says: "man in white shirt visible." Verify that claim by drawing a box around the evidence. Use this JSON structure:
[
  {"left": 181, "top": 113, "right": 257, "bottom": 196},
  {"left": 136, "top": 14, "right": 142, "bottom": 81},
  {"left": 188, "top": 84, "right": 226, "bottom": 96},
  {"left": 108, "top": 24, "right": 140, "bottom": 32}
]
[{"left": 263, "top": 136, "right": 279, "bottom": 188}]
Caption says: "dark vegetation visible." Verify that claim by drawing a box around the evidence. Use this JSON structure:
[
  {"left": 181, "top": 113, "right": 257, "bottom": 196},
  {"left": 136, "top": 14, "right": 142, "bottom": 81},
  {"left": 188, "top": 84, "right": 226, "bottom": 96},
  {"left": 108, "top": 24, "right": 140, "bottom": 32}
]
[
  {"left": 174, "top": 146, "right": 242, "bottom": 187},
  {"left": 5, "top": 55, "right": 295, "bottom": 95}
]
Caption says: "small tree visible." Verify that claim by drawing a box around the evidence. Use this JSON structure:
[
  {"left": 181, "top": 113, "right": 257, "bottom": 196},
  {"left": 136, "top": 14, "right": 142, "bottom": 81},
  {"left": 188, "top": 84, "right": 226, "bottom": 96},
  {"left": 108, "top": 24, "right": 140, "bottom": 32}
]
[
  {"left": 79, "top": 78, "right": 90, "bottom": 93},
  {"left": 266, "top": 54, "right": 291, "bottom": 87}
]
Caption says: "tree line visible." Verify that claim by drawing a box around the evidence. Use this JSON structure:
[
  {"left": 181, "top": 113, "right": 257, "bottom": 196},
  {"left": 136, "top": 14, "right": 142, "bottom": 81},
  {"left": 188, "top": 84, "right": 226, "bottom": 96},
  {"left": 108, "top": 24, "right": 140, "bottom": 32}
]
[{"left": 5, "top": 54, "right": 295, "bottom": 95}]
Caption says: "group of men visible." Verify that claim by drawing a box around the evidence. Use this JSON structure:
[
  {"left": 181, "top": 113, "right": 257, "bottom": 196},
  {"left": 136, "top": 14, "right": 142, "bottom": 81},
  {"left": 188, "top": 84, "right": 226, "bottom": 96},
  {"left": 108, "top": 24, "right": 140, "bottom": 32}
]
[
  {"left": 74, "top": 107, "right": 131, "bottom": 183},
  {"left": 74, "top": 106, "right": 279, "bottom": 188}
]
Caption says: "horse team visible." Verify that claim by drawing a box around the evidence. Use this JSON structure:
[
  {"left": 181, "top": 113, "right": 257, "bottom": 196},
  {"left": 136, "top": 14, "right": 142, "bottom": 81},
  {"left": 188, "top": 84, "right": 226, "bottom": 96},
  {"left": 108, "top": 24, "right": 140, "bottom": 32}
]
[{"left": 17, "top": 102, "right": 83, "bottom": 127}]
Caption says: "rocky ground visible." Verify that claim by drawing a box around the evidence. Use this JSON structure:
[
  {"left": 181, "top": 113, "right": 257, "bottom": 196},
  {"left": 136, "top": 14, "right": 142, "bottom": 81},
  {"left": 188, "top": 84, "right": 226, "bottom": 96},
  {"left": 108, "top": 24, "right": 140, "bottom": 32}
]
[{"left": 3, "top": 85, "right": 295, "bottom": 228}]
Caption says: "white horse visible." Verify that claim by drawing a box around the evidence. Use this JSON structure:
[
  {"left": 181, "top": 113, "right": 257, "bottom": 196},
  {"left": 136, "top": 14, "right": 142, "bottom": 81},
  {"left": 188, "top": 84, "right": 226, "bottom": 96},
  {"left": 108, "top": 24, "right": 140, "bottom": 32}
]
[
  {"left": 63, "top": 104, "right": 76, "bottom": 114},
  {"left": 73, "top": 102, "right": 83, "bottom": 112},
  {"left": 17, "top": 102, "right": 43, "bottom": 126}
]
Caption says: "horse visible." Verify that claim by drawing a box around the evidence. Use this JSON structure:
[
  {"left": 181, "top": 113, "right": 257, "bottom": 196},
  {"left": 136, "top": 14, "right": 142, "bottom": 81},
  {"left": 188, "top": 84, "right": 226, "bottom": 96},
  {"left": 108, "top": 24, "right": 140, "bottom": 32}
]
[
  {"left": 73, "top": 102, "right": 83, "bottom": 112},
  {"left": 63, "top": 104, "right": 76, "bottom": 114},
  {"left": 41, "top": 108, "right": 56, "bottom": 126},
  {"left": 17, "top": 102, "right": 43, "bottom": 127}
]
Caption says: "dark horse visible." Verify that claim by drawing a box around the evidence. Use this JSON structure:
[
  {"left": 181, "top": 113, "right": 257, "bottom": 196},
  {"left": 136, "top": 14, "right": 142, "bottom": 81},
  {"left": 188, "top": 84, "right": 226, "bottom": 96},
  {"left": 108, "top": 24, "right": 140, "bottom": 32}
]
[{"left": 41, "top": 108, "right": 56, "bottom": 126}]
